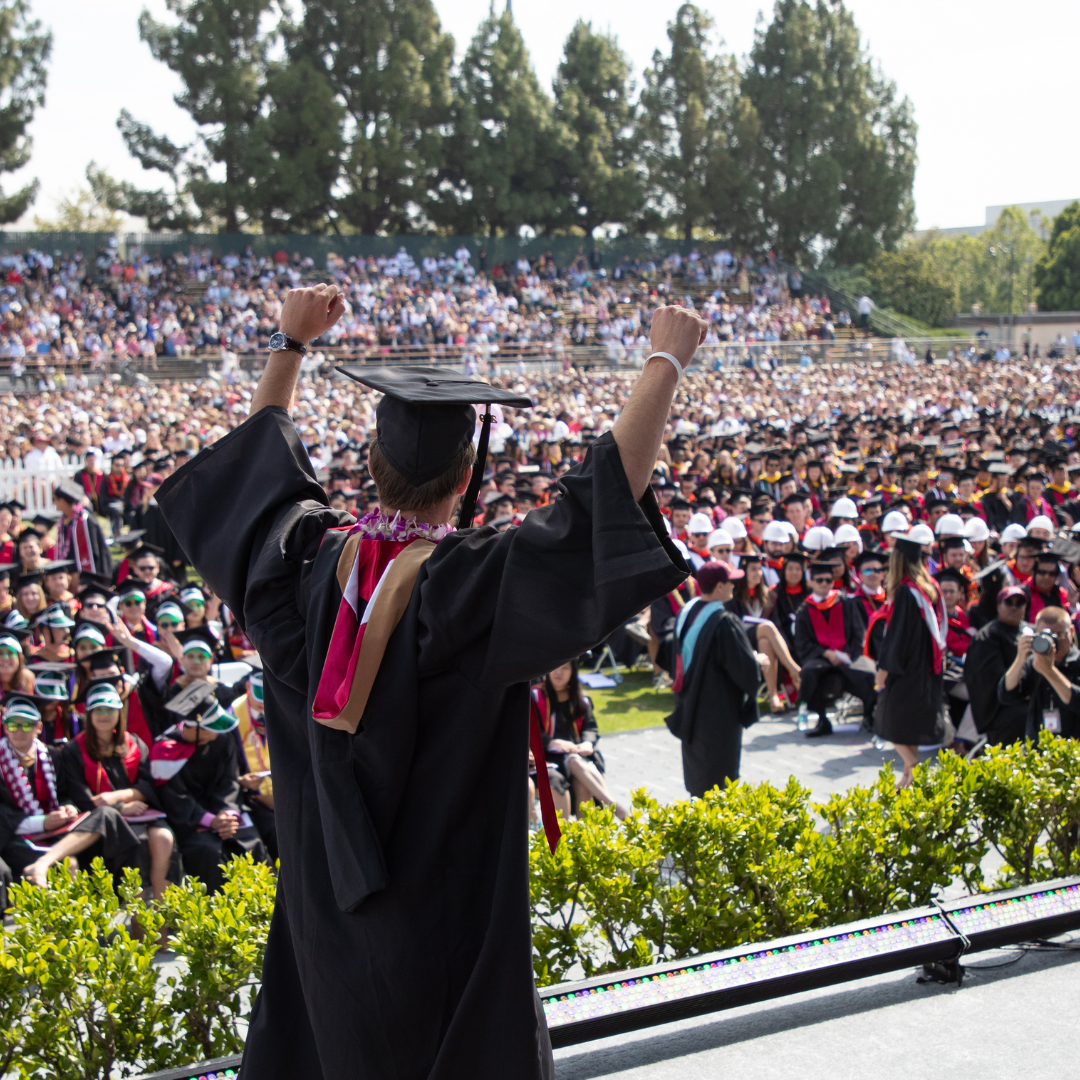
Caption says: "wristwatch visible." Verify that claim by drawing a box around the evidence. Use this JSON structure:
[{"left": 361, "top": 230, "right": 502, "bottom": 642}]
[{"left": 268, "top": 331, "right": 307, "bottom": 356}]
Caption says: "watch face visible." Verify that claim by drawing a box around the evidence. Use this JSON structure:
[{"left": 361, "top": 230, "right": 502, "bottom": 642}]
[{"left": 268, "top": 332, "right": 287, "bottom": 351}]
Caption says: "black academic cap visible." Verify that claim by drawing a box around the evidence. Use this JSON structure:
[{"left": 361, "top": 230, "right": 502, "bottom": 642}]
[
  {"left": 940, "top": 536, "right": 967, "bottom": 551},
  {"left": 935, "top": 567, "right": 968, "bottom": 588},
  {"left": 337, "top": 366, "right": 531, "bottom": 486},
  {"left": 114, "top": 530, "right": 146, "bottom": 548},
  {"left": 670, "top": 498, "right": 692, "bottom": 511},
  {"left": 176, "top": 626, "right": 219, "bottom": 655},
  {"left": 781, "top": 491, "right": 809, "bottom": 506},
  {"left": 84, "top": 647, "right": 127, "bottom": 673},
  {"left": 15, "top": 570, "right": 43, "bottom": 589},
  {"left": 76, "top": 574, "right": 115, "bottom": 602},
  {"left": 861, "top": 494, "right": 884, "bottom": 508},
  {"left": 853, "top": 549, "right": 886, "bottom": 569},
  {"left": 16, "top": 526, "right": 44, "bottom": 543},
  {"left": 808, "top": 561, "right": 836, "bottom": 576},
  {"left": 41, "top": 560, "right": 75, "bottom": 575},
  {"left": 128, "top": 543, "right": 165, "bottom": 561},
  {"left": 75, "top": 672, "right": 130, "bottom": 703},
  {"left": 1048, "top": 536, "right": 1080, "bottom": 564},
  {"left": 2, "top": 498, "right": 26, "bottom": 513},
  {"left": 783, "top": 550, "right": 808, "bottom": 562},
  {"left": 32, "top": 512, "right": 60, "bottom": 528},
  {"left": 52, "top": 480, "right": 87, "bottom": 505},
  {"left": 989, "top": 463, "right": 1012, "bottom": 475}
]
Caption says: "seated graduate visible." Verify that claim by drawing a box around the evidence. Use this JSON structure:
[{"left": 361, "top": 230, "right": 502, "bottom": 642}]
[
  {"left": 25, "top": 662, "right": 76, "bottom": 743},
  {"left": 166, "top": 628, "right": 238, "bottom": 709},
  {"left": 794, "top": 559, "right": 877, "bottom": 737},
  {"left": 1025, "top": 551, "right": 1070, "bottom": 622},
  {"left": 59, "top": 681, "right": 177, "bottom": 900},
  {"left": 0, "top": 626, "right": 35, "bottom": 695},
  {"left": 530, "top": 660, "right": 624, "bottom": 820},
  {"left": 151, "top": 681, "right": 268, "bottom": 892},
  {"left": 32, "top": 602, "right": 76, "bottom": 663},
  {"left": 229, "top": 661, "right": 276, "bottom": 862},
  {"left": 665, "top": 560, "right": 763, "bottom": 795},
  {"left": 0, "top": 693, "right": 147, "bottom": 889}
]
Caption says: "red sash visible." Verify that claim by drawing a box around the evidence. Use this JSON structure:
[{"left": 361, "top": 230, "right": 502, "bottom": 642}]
[
  {"left": 806, "top": 592, "right": 847, "bottom": 651},
  {"left": 1028, "top": 587, "right": 1067, "bottom": 621},
  {"left": 526, "top": 688, "right": 561, "bottom": 855},
  {"left": 75, "top": 731, "right": 140, "bottom": 795},
  {"left": 666, "top": 578, "right": 699, "bottom": 616}
]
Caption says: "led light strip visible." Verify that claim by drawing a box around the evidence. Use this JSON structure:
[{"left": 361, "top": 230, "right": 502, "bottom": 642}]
[
  {"left": 943, "top": 879, "right": 1080, "bottom": 952},
  {"left": 133, "top": 1059, "right": 241, "bottom": 1080},
  {"left": 541, "top": 909, "right": 959, "bottom": 1046}
]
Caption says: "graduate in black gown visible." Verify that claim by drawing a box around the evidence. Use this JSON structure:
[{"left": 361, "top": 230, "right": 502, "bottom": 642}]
[
  {"left": 874, "top": 533, "right": 948, "bottom": 786},
  {"left": 155, "top": 285, "right": 697, "bottom": 1080},
  {"left": 666, "top": 561, "right": 762, "bottom": 794},
  {"left": 150, "top": 681, "right": 268, "bottom": 892}
]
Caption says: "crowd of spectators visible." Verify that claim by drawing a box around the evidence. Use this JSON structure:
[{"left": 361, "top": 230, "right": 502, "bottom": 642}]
[
  {"left": 3, "top": 249, "right": 1080, "bottom": 908},
  {"left": 0, "top": 244, "right": 855, "bottom": 386}
]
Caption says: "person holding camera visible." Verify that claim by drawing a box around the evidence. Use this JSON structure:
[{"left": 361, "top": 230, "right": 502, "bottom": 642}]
[{"left": 999, "top": 606, "right": 1080, "bottom": 740}]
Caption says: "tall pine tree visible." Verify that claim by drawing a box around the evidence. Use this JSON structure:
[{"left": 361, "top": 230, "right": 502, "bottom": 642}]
[
  {"left": 743, "top": 0, "right": 916, "bottom": 263},
  {"left": 637, "top": 4, "right": 743, "bottom": 241},
  {"left": 292, "top": 0, "right": 454, "bottom": 234},
  {"left": 0, "top": 1, "right": 50, "bottom": 223},
  {"left": 118, "top": 0, "right": 276, "bottom": 232},
  {"left": 553, "top": 21, "right": 641, "bottom": 239},
  {"left": 434, "top": 4, "right": 567, "bottom": 236}
]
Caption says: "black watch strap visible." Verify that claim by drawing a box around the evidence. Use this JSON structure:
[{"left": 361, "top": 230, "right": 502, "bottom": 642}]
[{"left": 269, "top": 331, "right": 308, "bottom": 356}]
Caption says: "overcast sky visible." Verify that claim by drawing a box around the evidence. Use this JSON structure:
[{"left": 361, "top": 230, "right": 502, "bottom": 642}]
[{"left": 15, "top": 0, "right": 1080, "bottom": 231}]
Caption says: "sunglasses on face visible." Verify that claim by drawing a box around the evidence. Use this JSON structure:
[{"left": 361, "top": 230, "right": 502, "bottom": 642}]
[
  {"left": 83, "top": 599, "right": 107, "bottom": 608},
  {"left": 3, "top": 720, "right": 36, "bottom": 733},
  {"left": 861, "top": 566, "right": 884, "bottom": 575},
  {"left": 158, "top": 618, "right": 181, "bottom": 628},
  {"left": 1003, "top": 598, "right": 1026, "bottom": 607},
  {"left": 121, "top": 599, "right": 143, "bottom": 607},
  {"left": 812, "top": 576, "right": 834, "bottom": 584}
]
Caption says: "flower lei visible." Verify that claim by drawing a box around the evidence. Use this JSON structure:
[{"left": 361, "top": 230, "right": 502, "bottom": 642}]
[
  {"left": 352, "top": 508, "right": 454, "bottom": 544},
  {"left": 0, "top": 736, "right": 59, "bottom": 815}
]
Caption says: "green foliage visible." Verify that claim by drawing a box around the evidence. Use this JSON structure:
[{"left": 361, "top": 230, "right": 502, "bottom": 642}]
[
  {"left": 291, "top": 0, "right": 453, "bottom": 235},
  {"left": 0, "top": 0, "right": 50, "bottom": 223},
  {"left": 157, "top": 855, "right": 277, "bottom": 1061},
  {"left": 866, "top": 241, "right": 960, "bottom": 327},
  {"left": 553, "top": 21, "right": 642, "bottom": 238},
  {"left": 434, "top": 7, "right": 568, "bottom": 236},
  {"left": 6, "top": 862, "right": 173, "bottom": 1080},
  {"left": 1035, "top": 201, "right": 1080, "bottom": 312},
  {"left": 742, "top": 0, "right": 916, "bottom": 264},
  {"left": 637, "top": 4, "right": 754, "bottom": 243},
  {"left": 972, "top": 737, "right": 1080, "bottom": 887}
]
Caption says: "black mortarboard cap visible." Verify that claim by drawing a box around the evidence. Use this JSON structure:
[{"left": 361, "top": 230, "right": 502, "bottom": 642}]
[
  {"left": 52, "top": 480, "right": 87, "bottom": 505},
  {"left": 337, "top": 366, "right": 531, "bottom": 486},
  {"left": 114, "top": 530, "right": 146, "bottom": 548},
  {"left": 935, "top": 567, "right": 968, "bottom": 588}
]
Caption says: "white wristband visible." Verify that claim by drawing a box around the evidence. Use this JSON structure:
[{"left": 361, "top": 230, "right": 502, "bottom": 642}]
[{"left": 646, "top": 351, "right": 684, "bottom": 385}]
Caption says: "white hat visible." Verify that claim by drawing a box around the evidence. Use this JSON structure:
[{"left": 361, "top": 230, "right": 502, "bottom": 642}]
[
  {"left": 833, "top": 523, "right": 863, "bottom": 550},
  {"left": 829, "top": 497, "right": 858, "bottom": 519},
  {"left": 881, "top": 510, "right": 909, "bottom": 534},
  {"left": 707, "top": 529, "right": 734, "bottom": 549},
  {"left": 802, "top": 525, "right": 835, "bottom": 552},
  {"left": 723, "top": 517, "right": 748, "bottom": 540},
  {"left": 671, "top": 538, "right": 690, "bottom": 558},
  {"left": 935, "top": 513, "right": 964, "bottom": 537},
  {"left": 1000, "top": 523, "right": 1028, "bottom": 543},
  {"left": 762, "top": 521, "right": 790, "bottom": 543},
  {"left": 780, "top": 521, "right": 800, "bottom": 541},
  {"left": 908, "top": 523, "right": 935, "bottom": 545},
  {"left": 1027, "top": 515, "right": 1055, "bottom": 536},
  {"left": 688, "top": 512, "right": 714, "bottom": 534},
  {"left": 963, "top": 517, "right": 990, "bottom": 542}
]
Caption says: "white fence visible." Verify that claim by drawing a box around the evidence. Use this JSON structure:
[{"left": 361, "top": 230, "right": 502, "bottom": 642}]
[{"left": 0, "top": 462, "right": 81, "bottom": 514}]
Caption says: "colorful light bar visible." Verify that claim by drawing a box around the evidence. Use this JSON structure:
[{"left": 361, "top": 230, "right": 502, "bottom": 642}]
[
  {"left": 132, "top": 1058, "right": 241, "bottom": 1080},
  {"left": 941, "top": 877, "right": 1080, "bottom": 952},
  {"left": 541, "top": 908, "right": 959, "bottom": 1047},
  {"left": 134, "top": 878, "right": 1080, "bottom": 1072}
]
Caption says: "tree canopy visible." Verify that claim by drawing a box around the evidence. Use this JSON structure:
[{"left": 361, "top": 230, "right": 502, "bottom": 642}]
[{"left": 1035, "top": 201, "right": 1080, "bottom": 312}]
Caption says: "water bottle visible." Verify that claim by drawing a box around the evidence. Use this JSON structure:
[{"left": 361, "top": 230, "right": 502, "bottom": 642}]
[{"left": 796, "top": 702, "right": 808, "bottom": 731}]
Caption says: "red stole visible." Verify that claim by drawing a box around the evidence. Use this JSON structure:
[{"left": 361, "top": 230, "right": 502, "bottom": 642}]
[
  {"left": 1028, "top": 586, "right": 1067, "bottom": 621},
  {"left": 946, "top": 607, "right": 972, "bottom": 656},
  {"left": 666, "top": 578, "right": 699, "bottom": 616},
  {"left": 0, "top": 539, "right": 12, "bottom": 564},
  {"left": 805, "top": 591, "right": 847, "bottom": 651},
  {"left": 1023, "top": 495, "right": 1054, "bottom": 523},
  {"left": 530, "top": 686, "right": 585, "bottom": 739},
  {"left": 75, "top": 731, "right": 140, "bottom": 794}
]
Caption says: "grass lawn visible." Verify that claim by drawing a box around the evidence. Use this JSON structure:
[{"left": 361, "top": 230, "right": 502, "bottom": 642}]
[{"left": 588, "top": 669, "right": 673, "bottom": 735}]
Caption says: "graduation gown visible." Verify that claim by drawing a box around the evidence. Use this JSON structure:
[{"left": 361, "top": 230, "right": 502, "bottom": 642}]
[
  {"left": 964, "top": 619, "right": 1029, "bottom": 744},
  {"left": 666, "top": 601, "right": 760, "bottom": 795},
  {"left": 874, "top": 586, "right": 944, "bottom": 745},
  {"left": 55, "top": 512, "right": 113, "bottom": 579},
  {"left": 156, "top": 406, "right": 687, "bottom": 1080}
]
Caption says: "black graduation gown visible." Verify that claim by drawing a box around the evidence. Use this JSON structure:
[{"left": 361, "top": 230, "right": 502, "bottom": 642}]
[
  {"left": 874, "top": 586, "right": 945, "bottom": 745},
  {"left": 0, "top": 744, "right": 142, "bottom": 879},
  {"left": 964, "top": 619, "right": 1029, "bottom": 744},
  {"left": 156, "top": 406, "right": 687, "bottom": 1080},
  {"left": 57, "top": 513, "right": 113, "bottom": 580},
  {"left": 142, "top": 500, "right": 189, "bottom": 577},
  {"left": 770, "top": 586, "right": 808, "bottom": 654},
  {"left": 666, "top": 603, "right": 760, "bottom": 795},
  {"left": 155, "top": 731, "right": 266, "bottom": 890}
]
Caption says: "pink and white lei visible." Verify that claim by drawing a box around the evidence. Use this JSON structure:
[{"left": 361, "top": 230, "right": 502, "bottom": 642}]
[{"left": 351, "top": 508, "right": 454, "bottom": 544}]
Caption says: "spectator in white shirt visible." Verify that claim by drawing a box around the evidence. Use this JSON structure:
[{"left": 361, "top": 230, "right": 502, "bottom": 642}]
[{"left": 23, "top": 431, "right": 63, "bottom": 470}]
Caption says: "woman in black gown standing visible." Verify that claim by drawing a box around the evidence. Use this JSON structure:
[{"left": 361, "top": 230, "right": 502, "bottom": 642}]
[{"left": 875, "top": 532, "right": 947, "bottom": 787}]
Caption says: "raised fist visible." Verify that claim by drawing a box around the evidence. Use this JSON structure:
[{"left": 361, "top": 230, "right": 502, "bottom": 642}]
[
  {"left": 279, "top": 283, "right": 347, "bottom": 345},
  {"left": 650, "top": 304, "right": 708, "bottom": 369}
]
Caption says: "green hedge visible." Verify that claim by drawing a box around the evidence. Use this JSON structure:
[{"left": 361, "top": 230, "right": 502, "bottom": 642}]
[{"left": 2, "top": 738, "right": 1080, "bottom": 1077}]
